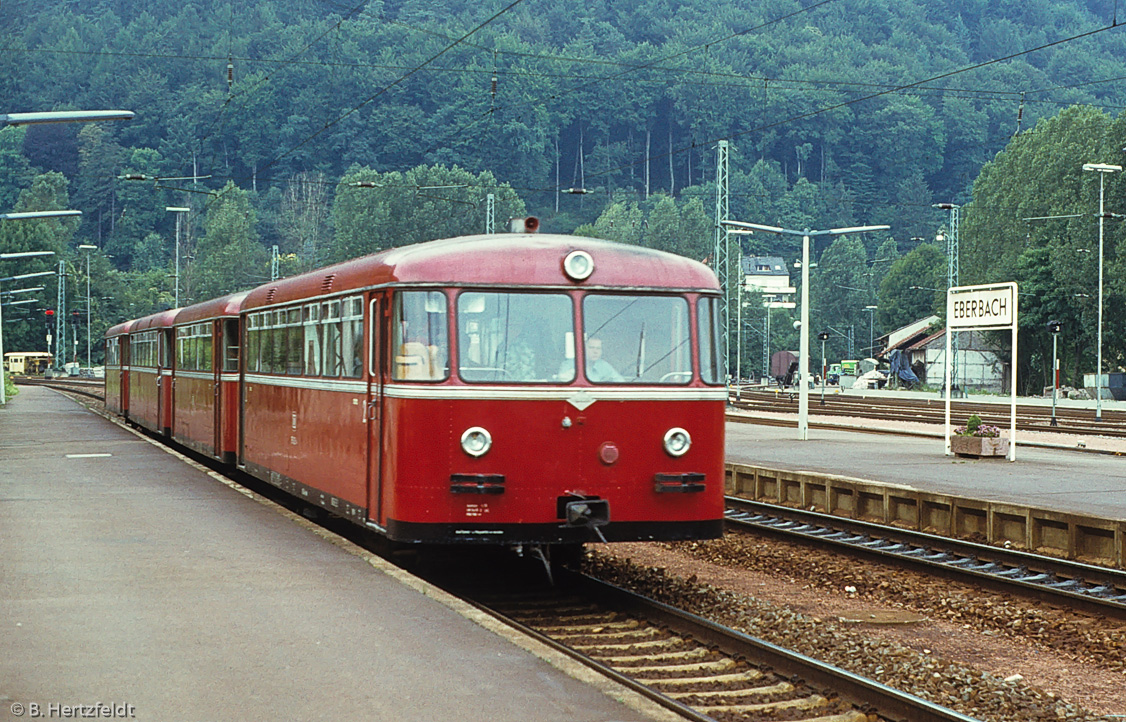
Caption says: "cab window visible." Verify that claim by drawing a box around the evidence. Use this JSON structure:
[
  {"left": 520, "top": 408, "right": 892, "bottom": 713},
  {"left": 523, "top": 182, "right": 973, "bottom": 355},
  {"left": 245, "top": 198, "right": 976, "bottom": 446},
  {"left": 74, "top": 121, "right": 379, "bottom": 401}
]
[
  {"left": 582, "top": 294, "right": 692, "bottom": 384},
  {"left": 392, "top": 291, "right": 449, "bottom": 381},
  {"left": 457, "top": 292, "right": 574, "bottom": 383}
]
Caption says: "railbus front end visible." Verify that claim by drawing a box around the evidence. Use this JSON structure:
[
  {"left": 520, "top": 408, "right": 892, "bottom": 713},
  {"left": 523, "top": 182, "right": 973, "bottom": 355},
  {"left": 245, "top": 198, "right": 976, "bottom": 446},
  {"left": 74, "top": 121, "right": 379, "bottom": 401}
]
[{"left": 376, "top": 238, "right": 726, "bottom": 549}]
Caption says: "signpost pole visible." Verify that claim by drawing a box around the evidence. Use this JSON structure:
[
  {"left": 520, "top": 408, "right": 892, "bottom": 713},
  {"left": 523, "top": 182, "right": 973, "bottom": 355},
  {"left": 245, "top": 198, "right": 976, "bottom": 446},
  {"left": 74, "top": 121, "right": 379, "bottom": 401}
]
[
  {"left": 944, "top": 321, "right": 952, "bottom": 456},
  {"left": 1010, "top": 299, "right": 1018, "bottom": 461}
]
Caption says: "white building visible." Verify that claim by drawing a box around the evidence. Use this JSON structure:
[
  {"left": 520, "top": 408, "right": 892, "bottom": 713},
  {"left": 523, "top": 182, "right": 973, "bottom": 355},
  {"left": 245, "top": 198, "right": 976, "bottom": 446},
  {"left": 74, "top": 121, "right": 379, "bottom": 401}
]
[{"left": 904, "top": 328, "right": 1009, "bottom": 392}]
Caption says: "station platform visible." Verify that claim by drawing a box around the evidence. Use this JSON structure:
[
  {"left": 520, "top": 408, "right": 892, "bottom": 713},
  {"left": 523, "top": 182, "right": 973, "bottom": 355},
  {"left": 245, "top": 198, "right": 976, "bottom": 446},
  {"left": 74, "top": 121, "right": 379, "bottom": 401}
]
[
  {"left": 0, "top": 387, "right": 673, "bottom": 722},
  {"left": 726, "top": 394, "right": 1126, "bottom": 521}
]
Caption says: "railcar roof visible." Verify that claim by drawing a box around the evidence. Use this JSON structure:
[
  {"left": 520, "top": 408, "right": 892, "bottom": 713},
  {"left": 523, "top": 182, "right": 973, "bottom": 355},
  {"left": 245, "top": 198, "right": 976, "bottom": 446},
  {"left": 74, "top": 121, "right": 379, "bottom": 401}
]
[
  {"left": 175, "top": 291, "right": 249, "bottom": 324},
  {"left": 130, "top": 308, "right": 179, "bottom": 332},
  {"left": 105, "top": 319, "right": 136, "bottom": 338},
  {"left": 242, "top": 233, "right": 718, "bottom": 310}
]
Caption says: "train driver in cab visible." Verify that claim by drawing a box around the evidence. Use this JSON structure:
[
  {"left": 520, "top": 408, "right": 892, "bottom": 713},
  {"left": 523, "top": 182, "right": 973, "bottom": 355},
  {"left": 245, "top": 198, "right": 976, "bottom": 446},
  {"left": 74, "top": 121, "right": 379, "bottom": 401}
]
[{"left": 582, "top": 336, "right": 624, "bottom": 382}]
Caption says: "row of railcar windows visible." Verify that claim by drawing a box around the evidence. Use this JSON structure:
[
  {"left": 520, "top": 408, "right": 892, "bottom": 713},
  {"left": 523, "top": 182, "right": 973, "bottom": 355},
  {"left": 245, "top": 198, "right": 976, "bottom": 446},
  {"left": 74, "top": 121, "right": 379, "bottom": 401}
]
[
  {"left": 176, "top": 323, "right": 214, "bottom": 372},
  {"left": 130, "top": 330, "right": 160, "bottom": 368},
  {"left": 245, "top": 296, "right": 364, "bottom": 378}
]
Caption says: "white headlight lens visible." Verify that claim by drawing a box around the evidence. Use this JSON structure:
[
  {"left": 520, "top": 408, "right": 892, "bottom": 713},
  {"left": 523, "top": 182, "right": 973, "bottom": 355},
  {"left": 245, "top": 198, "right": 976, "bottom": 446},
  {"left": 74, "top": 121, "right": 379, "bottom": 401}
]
[
  {"left": 563, "top": 250, "right": 594, "bottom": 281},
  {"left": 461, "top": 427, "right": 492, "bottom": 457},
  {"left": 663, "top": 427, "right": 691, "bottom": 457}
]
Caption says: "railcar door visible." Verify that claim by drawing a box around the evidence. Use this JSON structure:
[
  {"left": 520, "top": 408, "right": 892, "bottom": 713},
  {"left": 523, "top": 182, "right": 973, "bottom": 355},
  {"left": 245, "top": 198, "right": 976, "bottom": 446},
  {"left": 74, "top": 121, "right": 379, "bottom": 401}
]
[
  {"left": 213, "top": 319, "right": 223, "bottom": 456},
  {"left": 219, "top": 319, "right": 240, "bottom": 464},
  {"left": 365, "top": 295, "right": 384, "bottom": 525},
  {"left": 121, "top": 337, "right": 130, "bottom": 419},
  {"left": 159, "top": 328, "right": 174, "bottom": 436}
]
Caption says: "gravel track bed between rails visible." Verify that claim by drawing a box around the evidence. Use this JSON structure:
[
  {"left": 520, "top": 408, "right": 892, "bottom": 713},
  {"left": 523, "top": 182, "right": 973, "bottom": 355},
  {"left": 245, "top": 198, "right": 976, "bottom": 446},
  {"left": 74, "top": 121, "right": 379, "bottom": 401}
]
[{"left": 589, "top": 536, "right": 1126, "bottom": 721}]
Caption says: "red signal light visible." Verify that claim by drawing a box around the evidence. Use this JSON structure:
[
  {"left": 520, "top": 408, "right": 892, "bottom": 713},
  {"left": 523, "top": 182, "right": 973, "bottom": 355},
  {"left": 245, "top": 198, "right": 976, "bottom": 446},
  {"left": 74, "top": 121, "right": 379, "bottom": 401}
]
[{"left": 45, "top": 309, "right": 55, "bottom": 317}]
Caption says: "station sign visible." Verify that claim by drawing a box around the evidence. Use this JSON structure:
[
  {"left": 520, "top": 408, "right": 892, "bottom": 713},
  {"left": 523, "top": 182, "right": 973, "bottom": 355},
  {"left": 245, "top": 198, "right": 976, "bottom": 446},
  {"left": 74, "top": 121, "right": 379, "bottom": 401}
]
[
  {"left": 947, "top": 284, "right": 1016, "bottom": 329},
  {"left": 944, "top": 282, "right": 1018, "bottom": 461}
]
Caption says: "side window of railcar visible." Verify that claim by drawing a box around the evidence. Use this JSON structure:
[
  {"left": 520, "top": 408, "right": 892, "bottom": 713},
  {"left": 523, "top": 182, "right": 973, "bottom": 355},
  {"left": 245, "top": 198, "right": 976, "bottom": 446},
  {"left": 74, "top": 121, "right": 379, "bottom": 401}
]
[
  {"left": 246, "top": 314, "right": 260, "bottom": 373},
  {"left": 342, "top": 296, "right": 365, "bottom": 379},
  {"left": 176, "top": 327, "right": 190, "bottom": 370},
  {"left": 201, "top": 324, "right": 213, "bottom": 371},
  {"left": 391, "top": 291, "right": 449, "bottom": 381},
  {"left": 224, "top": 321, "right": 239, "bottom": 372},
  {"left": 582, "top": 295, "right": 692, "bottom": 384},
  {"left": 697, "top": 296, "right": 723, "bottom": 385},
  {"left": 271, "top": 310, "right": 286, "bottom": 375},
  {"left": 322, "top": 300, "right": 343, "bottom": 377},
  {"left": 457, "top": 292, "right": 574, "bottom": 383},
  {"left": 302, "top": 304, "right": 322, "bottom": 376},
  {"left": 286, "top": 307, "right": 302, "bottom": 375},
  {"left": 134, "top": 331, "right": 156, "bottom": 368}
]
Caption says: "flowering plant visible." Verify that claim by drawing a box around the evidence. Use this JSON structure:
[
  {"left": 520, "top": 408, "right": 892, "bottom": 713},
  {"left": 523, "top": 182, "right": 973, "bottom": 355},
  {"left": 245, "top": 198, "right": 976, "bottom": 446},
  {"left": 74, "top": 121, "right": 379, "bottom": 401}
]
[{"left": 953, "top": 414, "right": 1001, "bottom": 438}]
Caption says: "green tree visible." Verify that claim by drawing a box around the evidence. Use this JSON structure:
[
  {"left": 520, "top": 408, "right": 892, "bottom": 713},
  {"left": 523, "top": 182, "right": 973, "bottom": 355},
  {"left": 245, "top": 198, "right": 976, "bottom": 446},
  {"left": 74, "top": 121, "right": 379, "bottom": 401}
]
[
  {"left": 812, "top": 235, "right": 872, "bottom": 358},
  {"left": 328, "top": 164, "right": 525, "bottom": 264},
  {"left": 192, "top": 182, "right": 267, "bottom": 301},
  {"left": 0, "top": 126, "right": 35, "bottom": 211},
  {"left": 964, "top": 105, "right": 1124, "bottom": 384},
  {"left": 877, "top": 243, "right": 946, "bottom": 333},
  {"left": 74, "top": 124, "right": 126, "bottom": 246}
]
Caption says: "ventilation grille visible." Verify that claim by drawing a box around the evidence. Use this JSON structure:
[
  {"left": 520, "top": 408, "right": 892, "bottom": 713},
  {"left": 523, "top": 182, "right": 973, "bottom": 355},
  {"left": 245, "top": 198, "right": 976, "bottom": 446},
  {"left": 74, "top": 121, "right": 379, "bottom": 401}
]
[
  {"left": 321, "top": 274, "right": 336, "bottom": 293},
  {"left": 266, "top": 288, "right": 276, "bottom": 303}
]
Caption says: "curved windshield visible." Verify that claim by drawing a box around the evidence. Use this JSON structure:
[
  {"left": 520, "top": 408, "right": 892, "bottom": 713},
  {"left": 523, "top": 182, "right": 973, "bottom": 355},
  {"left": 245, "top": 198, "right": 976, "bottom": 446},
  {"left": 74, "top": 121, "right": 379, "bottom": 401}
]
[
  {"left": 582, "top": 294, "right": 692, "bottom": 384},
  {"left": 457, "top": 292, "right": 575, "bottom": 383}
]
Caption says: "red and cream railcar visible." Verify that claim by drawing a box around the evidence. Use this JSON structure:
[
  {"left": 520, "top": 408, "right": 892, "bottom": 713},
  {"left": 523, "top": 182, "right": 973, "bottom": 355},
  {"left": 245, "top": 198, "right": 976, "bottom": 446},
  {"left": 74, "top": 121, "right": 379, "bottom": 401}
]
[
  {"left": 104, "top": 319, "right": 134, "bottom": 417},
  {"left": 170, "top": 293, "right": 247, "bottom": 463},
  {"left": 237, "top": 233, "right": 726, "bottom": 546},
  {"left": 122, "top": 309, "right": 178, "bottom": 436}
]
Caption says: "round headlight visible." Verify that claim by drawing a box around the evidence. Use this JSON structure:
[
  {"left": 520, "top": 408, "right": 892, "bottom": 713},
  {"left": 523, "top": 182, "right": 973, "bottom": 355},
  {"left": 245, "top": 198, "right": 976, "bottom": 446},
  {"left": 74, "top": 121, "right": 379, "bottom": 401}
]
[
  {"left": 562, "top": 250, "right": 594, "bottom": 281},
  {"left": 663, "top": 427, "right": 691, "bottom": 457},
  {"left": 460, "top": 426, "right": 492, "bottom": 457}
]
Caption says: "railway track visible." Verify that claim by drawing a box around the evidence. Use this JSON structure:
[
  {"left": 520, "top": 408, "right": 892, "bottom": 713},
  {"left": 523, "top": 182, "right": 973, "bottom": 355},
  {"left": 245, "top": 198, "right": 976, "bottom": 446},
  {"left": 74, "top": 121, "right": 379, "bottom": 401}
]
[
  {"left": 728, "top": 387, "right": 1126, "bottom": 438},
  {"left": 725, "top": 497, "right": 1126, "bottom": 619},
  {"left": 14, "top": 376, "right": 105, "bottom": 401},
  {"left": 447, "top": 567, "right": 976, "bottom": 722}
]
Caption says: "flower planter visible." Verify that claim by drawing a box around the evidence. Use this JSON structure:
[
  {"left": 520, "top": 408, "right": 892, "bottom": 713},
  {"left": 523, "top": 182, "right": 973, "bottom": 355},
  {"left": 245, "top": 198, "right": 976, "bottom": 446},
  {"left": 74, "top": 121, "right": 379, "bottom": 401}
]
[{"left": 950, "top": 435, "right": 1009, "bottom": 458}]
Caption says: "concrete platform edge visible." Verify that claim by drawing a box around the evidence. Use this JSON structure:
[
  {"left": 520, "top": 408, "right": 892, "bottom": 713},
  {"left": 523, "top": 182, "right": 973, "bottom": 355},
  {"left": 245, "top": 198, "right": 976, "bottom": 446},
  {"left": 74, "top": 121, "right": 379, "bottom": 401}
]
[{"left": 726, "top": 461, "right": 1126, "bottom": 569}]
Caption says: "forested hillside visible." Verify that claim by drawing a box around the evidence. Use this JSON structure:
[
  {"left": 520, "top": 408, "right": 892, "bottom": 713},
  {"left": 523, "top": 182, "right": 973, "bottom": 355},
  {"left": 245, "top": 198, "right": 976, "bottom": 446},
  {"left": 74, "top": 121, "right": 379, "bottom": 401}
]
[{"left": 2, "top": 0, "right": 1125, "bottom": 386}]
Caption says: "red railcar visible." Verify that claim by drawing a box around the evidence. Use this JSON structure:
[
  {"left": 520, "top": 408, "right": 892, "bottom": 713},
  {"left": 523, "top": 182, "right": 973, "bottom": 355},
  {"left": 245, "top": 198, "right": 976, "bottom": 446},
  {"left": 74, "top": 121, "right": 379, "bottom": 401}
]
[
  {"left": 109, "top": 232, "right": 726, "bottom": 552},
  {"left": 170, "top": 293, "right": 247, "bottom": 463},
  {"left": 104, "top": 320, "right": 134, "bottom": 417},
  {"left": 120, "top": 310, "right": 177, "bottom": 435}
]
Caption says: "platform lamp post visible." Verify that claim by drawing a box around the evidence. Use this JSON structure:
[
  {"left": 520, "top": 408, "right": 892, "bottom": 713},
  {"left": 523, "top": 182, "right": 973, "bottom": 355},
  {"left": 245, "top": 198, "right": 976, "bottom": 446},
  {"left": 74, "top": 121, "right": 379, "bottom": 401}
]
[
  {"left": 0, "top": 110, "right": 134, "bottom": 129},
  {"left": 0, "top": 251, "right": 57, "bottom": 405},
  {"left": 166, "top": 207, "right": 189, "bottom": 307},
  {"left": 1081, "top": 163, "right": 1121, "bottom": 421},
  {"left": 77, "top": 244, "right": 97, "bottom": 367},
  {"left": 722, "top": 220, "right": 889, "bottom": 440},
  {"left": 1047, "top": 319, "right": 1062, "bottom": 427},
  {"left": 864, "top": 305, "right": 878, "bottom": 357},
  {"left": 817, "top": 331, "right": 830, "bottom": 405}
]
